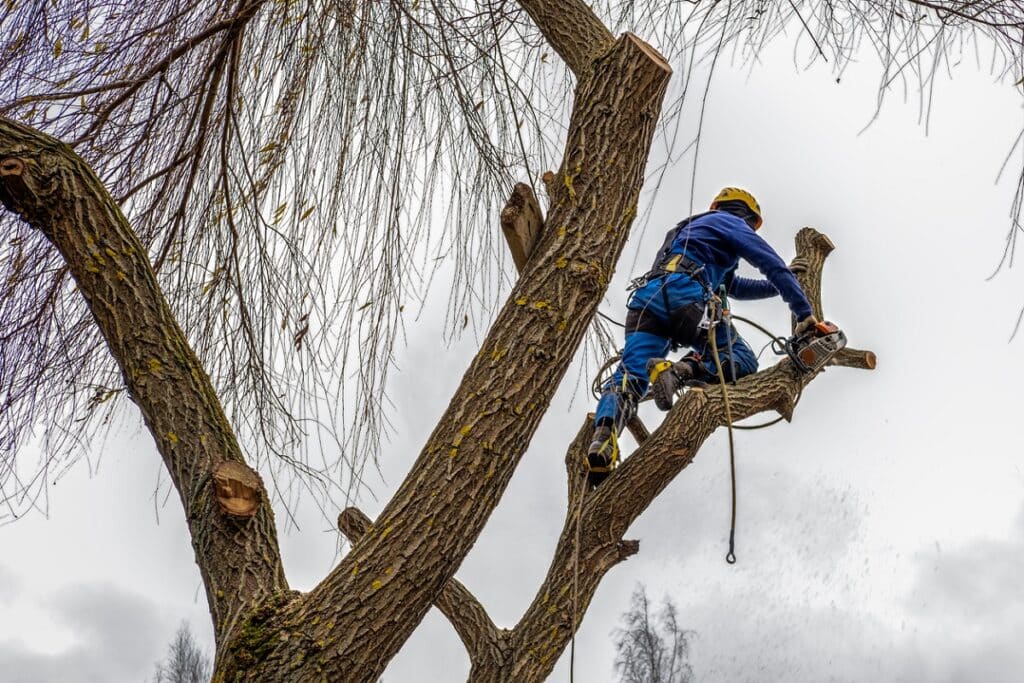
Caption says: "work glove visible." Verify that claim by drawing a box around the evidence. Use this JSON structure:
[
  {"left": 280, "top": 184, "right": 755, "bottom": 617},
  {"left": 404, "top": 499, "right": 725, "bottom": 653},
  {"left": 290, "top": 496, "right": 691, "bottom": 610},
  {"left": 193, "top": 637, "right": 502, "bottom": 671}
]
[{"left": 794, "top": 314, "right": 819, "bottom": 336}]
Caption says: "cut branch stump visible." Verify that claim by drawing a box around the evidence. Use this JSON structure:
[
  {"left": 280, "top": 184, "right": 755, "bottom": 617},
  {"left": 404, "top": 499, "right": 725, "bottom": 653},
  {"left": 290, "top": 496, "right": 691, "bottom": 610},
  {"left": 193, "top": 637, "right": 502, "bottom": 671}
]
[{"left": 500, "top": 182, "right": 545, "bottom": 273}]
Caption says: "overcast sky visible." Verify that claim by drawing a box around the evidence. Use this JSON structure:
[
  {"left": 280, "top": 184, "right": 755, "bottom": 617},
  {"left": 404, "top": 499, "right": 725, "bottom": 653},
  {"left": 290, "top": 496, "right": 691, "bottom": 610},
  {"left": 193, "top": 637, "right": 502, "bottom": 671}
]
[{"left": 2, "top": 22, "right": 1023, "bottom": 683}]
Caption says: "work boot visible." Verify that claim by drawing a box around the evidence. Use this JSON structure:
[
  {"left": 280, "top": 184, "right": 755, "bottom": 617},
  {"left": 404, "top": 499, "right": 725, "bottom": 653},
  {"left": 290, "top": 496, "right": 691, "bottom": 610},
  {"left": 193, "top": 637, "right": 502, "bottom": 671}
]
[
  {"left": 647, "top": 359, "right": 693, "bottom": 411},
  {"left": 586, "top": 424, "right": 617, "bottom": 489}
]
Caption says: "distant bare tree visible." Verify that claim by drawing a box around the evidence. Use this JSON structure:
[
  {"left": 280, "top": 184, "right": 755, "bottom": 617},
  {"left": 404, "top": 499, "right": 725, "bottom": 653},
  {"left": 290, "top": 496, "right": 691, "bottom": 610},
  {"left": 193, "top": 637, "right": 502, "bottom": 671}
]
[
  {"left": 153, "top": 622, "right": 212, "bottom": 683},
  {"left": 615, "top": 585, "right": 694, "bottom": 683}
]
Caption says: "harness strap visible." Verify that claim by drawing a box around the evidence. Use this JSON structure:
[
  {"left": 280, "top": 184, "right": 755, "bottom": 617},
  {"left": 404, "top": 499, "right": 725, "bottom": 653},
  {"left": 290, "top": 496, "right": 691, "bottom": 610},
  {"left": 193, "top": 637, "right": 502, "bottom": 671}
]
[
  {"left": 659, "top": 254, "right": 710, "bottom": 286},
  {"left": 629, "top": 253, "right": 714, "bottom": 295}
]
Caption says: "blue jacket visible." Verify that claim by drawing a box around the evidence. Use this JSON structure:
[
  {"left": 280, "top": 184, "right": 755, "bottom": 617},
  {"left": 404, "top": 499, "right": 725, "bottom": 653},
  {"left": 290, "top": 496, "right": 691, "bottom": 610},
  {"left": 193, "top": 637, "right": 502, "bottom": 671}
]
[{"left": 629, "top": 211, "right": 813, "bottom": 320}]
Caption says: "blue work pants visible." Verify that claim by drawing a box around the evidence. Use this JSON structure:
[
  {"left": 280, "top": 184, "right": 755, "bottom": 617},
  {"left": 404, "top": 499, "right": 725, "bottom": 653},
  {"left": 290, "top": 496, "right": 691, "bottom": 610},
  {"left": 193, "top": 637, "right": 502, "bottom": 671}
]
[{"left": 594, "top": 320, "right": 758, "bottom": 427}]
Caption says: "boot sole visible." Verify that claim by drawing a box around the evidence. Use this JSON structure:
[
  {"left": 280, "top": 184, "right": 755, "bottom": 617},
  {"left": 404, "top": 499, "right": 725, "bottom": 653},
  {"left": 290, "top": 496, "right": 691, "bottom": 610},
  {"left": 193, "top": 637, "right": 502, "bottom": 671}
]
[
  {"left": 586, "top": 452, "right": 613, "bottom": 489},
  {"left": 651, "top": 377, "right": 675, "bottom": 411}
]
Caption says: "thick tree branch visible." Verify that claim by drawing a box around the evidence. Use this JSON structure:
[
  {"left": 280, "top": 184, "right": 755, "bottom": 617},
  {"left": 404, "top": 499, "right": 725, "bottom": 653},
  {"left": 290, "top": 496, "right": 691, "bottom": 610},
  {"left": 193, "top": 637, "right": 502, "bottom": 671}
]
[
  {"left": 789, "top": 228, "right": 833, "bottom": 321},
  {"left": 625, "top": 415, "right": 652, "bottom": 443},
  {"left": 516, "top": 0, "right": 615, "bottom": 77},
  {"left": 0, "top": 117, "right": 287, "bottom": 645},
  {"left": 832, "top": 347, "right": 877, "bottom": 370},
  {"left": 485, "top": 430, "right": 642, "bottom": 683},
  {"left": 337, "top": 507, "right": 505, "bottom": 664}
]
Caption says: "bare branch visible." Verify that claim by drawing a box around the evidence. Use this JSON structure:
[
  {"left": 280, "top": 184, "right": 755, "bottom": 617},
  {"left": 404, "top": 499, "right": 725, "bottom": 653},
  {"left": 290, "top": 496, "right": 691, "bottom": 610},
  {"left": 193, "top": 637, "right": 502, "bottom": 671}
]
[
  {"left": 832, "top": 347, "right": 878, "bottom": 370},
  {"left": 500, "top": 182, "right": 545, "bottom": 273}
]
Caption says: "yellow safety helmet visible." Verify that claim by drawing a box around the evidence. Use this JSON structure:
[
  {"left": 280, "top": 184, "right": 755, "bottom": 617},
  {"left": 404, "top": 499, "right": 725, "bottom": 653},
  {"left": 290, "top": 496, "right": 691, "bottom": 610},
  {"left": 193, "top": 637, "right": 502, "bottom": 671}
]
[{"left": 710, "top": 187, "right": 762, "bottom": 229}]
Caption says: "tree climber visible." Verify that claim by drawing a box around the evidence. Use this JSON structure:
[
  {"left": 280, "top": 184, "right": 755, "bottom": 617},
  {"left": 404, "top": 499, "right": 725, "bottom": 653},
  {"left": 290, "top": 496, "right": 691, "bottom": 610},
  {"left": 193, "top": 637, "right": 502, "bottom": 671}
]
[{"left": 586, "top": 187, "right": 818, "bottom": 488}]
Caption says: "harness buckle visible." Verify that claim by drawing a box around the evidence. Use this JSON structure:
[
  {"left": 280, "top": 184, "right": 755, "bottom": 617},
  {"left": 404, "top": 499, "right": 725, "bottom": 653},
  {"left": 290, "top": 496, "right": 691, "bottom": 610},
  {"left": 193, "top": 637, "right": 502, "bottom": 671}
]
[
  {"left": 698, "top": 307, "right": 712, "bottom": 330},
  {"left": 626, "top": 275, "right": 649, "bottom": 292}
]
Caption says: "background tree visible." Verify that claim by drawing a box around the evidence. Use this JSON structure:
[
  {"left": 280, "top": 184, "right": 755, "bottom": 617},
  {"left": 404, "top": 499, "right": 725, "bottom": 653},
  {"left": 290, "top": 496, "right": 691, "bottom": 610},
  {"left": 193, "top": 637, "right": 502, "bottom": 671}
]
[
  {"left": 0, "top": 0, "right": 1019, "bottom": 680},
  {"left": 614, "top": 584, "right": 694, "bottom": 683},
  {"left": 152, "top": 622, "right": 213, "bottom": 683}
]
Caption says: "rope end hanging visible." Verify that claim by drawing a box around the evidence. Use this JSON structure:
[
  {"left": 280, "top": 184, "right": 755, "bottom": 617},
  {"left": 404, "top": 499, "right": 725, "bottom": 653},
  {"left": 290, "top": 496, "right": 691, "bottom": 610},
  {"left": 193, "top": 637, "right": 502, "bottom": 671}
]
[{"left": 710, "top": 323, "right": 739, "bottom": 567}]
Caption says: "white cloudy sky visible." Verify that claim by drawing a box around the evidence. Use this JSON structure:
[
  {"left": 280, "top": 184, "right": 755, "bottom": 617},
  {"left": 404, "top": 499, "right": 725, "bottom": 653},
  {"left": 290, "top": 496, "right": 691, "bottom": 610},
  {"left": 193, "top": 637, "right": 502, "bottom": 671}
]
[{"left": 2, "top": 19, "right": 1024, "bottom": 683}]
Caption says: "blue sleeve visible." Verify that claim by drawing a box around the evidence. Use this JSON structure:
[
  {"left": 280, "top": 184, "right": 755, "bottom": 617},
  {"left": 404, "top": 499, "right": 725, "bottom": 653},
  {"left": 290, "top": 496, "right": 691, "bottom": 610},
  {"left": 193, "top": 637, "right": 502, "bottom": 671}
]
[
  {"left": 729, "top": 275, "right": 778, "bottom": 300},
  {"left": 724, "top": 222, "right": 813, "bottom": 319}
]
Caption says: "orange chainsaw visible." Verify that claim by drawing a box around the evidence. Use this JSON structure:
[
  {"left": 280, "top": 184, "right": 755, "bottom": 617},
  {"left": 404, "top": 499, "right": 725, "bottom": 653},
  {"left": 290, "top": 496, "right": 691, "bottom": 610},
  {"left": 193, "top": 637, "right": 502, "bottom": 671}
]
[{"left": 784, "top": 321, "right": 847, "bottom": 373}]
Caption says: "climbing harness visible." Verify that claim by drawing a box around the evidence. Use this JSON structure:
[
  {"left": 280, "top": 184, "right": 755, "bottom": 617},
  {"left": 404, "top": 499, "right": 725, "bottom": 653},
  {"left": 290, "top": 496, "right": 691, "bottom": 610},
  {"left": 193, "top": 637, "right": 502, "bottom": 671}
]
[
  {"left": 627, "top": 251, "right": 713, "bottom": 297},
  {"left": 627, "top": 212, "right": 716, "bottom": 295}
]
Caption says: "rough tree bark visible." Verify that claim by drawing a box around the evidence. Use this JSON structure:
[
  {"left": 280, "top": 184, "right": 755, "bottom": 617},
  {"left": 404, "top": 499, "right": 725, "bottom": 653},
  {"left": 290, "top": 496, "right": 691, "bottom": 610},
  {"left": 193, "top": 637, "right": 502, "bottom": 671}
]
[{"left": 0, "top": 1, "right": 875, "bottom": 680}]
